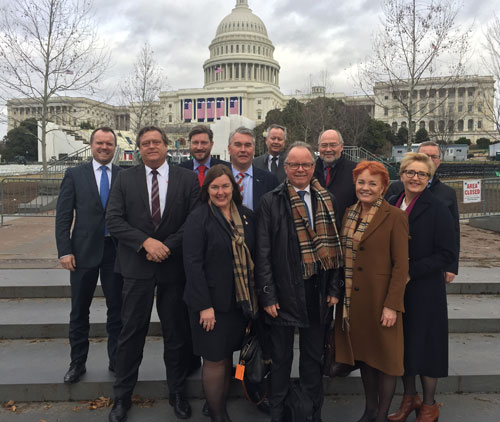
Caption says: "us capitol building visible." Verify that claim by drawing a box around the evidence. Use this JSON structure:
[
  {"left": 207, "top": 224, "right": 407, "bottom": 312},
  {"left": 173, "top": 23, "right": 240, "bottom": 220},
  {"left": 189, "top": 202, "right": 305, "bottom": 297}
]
[{"left": 6, "top": 0, "right": 495, "bottom": 153}]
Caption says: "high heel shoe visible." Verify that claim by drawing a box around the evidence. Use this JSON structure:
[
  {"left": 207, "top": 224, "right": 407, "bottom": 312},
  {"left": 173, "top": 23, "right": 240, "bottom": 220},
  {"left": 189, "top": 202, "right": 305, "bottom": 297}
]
[
  {"left": 416, "top": 401, "right": 439, "bottom": 422},
  {"left": 387, "top": 394, "right": 422, "bottom": 422}
]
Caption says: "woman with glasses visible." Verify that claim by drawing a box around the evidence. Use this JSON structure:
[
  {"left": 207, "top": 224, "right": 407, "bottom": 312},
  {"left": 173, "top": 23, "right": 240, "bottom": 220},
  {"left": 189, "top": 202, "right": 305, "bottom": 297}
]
[
  {"left": 183, "top": 164, "right": 257, "bottom": 422},
  {"left": 334, "top": 161, "right": 409, "bottom": 422},
  {"left": 387, "top": 153, "right": 456, "bottom": 422}
]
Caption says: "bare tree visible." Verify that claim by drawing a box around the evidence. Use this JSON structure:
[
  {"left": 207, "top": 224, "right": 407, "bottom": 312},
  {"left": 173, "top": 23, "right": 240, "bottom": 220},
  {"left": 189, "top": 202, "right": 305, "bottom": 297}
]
[
  {"left": 357, "top": 0, "right": 470, "bottom": 150},
  {"left": 0, "top": 0, "right": 110, "bottom": 176},
  {"left": 120, "top": 43, "right": 165, "bottom": 134},
  {"left": 483, "top": 14, "right": 500, "bottom": 141}
]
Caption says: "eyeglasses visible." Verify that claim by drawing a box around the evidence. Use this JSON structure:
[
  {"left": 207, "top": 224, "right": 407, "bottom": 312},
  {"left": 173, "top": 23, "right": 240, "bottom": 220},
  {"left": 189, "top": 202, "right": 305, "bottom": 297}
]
[
  {"left": 425, "top": 154, "right": 440, "bottom": 160},
  {"left": 318, "top": 143, "right": 341, "bottom": 149},
  {"left": 402, "top": 170, "right": 430, "bottom": 180},
  {"left": 285, "top": 162, "right": 315, "bottom": 170}
]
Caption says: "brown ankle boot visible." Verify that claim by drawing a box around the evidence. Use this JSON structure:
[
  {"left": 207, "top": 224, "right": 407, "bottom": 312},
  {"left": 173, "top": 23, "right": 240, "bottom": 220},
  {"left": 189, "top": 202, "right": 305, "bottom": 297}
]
[
  {"left": 387, "top": 394, "right": 423, "bottom": 422},
  {"left": 416, "top": 402, "right": 439, "bottom": 422}
]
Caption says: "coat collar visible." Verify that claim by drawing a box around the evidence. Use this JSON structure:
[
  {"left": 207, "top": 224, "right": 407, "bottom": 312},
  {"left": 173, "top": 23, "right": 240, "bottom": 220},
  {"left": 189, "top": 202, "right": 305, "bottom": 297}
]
[{"left": 358, "top": 199, "right": 390, "bottom": 244}]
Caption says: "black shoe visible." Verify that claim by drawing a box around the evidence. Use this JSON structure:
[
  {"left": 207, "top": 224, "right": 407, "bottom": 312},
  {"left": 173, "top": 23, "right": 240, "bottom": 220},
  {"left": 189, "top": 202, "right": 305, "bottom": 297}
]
[
  {"left": 202, "top": 400, "right": 210, "bottom": 416},
  {"left": 63, "top": 363, "right": 86, "bottom": 383},
  {"left": 108, "top": 399, "right": 131, "bottom": 422},
  {"left": 329, "top": 362, "right": 359, "bottom": 377},
  {"left": 169, "top": 393, "right": 192, "bottom": 419}
]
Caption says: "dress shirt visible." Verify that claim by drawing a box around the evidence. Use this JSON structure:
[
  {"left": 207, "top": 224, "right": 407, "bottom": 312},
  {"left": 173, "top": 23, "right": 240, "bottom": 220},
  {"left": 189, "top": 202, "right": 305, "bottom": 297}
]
[
  {"left": 193, "top": 156, "right": 213, "bottom": 174},
  {"left": 232, "top": 165, "right": 254, "bottom": 210},
  {"left": 92, "top": 159, "right": 112, "bottom": 194},
  {"left": 267, "top": 154, "right": 279, "bottom": 172},
  {"left": 145, "top": 160, "right": 169, "bottom": 217},
  {"left": 293, "top": 184, "right": 314, "bottom": 230}
]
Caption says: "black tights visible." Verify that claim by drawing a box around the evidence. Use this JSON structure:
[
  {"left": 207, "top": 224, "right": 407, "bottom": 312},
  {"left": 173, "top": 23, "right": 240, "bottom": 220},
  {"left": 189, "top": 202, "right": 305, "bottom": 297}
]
[
  {"left": 402, "top": 375, "right": 438, "bottom": 405},
  {"left": 357, "top": 361, "right": 397, "bottom": 422},
  {"left": 202, "top": 357, "right": 232, "bottom": 422}
]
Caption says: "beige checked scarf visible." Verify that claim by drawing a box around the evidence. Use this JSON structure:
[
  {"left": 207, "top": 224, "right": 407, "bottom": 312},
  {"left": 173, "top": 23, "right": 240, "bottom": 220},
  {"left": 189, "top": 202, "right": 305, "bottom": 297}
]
[
  {"left": 222, "top": 201, "right": 258, "bottom": 319},
  {"left": 287, "top": 177, "right": 342, "bottom": 279},
  {"left": 340, "top": 197, "right": 383, "bottom": 329}
]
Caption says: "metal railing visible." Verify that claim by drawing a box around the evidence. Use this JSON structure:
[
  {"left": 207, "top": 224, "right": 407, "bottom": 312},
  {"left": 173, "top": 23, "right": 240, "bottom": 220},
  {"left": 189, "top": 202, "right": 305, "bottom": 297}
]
[
  {"left": 344, "top": 146, "right": 399, "bottom": 179},
  {"left": 1, "top": 177, "right": 61, "bottom": 226},
  {"left": 445, "top": 178, "right": 500, "bottom": 219}
]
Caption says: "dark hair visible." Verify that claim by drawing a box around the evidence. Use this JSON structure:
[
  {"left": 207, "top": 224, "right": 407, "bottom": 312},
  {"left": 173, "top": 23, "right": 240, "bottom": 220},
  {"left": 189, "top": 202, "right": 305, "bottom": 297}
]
[
  {"left": 200, "top": 164, "right": 242, "bottom": 205},
  {"left": 188, "top": 125, "right": 213, "bottom": 142},
  {"left": 90, "top": 127, "right": 117, "bottom": 145},
  {"left": 136, "top": 126, "right": 169, "bottom": 147}
]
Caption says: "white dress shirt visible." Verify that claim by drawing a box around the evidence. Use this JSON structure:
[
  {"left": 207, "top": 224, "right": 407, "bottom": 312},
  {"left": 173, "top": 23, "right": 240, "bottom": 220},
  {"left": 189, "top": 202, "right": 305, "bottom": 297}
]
[
  {"left": 293, "top": 184, "right": 314, "bottom": 230},
  {"left": 92, "top": 159, "right": 112, "bottom": 194},
  {"left": 145, "top": 161, "right": 169, "bottom": 217}
]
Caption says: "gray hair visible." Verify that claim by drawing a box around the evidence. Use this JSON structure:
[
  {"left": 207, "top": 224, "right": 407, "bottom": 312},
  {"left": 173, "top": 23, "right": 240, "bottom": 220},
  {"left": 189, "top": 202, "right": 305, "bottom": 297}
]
[
  {"left": 418, "top": 141, "right": 442, "bottom": 159},
  {"left": 228, "top": 126, "right": 255, "bottom": 145},
  {"left": 265, "top": 124, "right": 287, "bottom": 140},
  {"left": 317, "top": 129, "right": 344, "bottom": 146},
  {"left": 284, "top": 141, "right": 316, "bottom": 163}
]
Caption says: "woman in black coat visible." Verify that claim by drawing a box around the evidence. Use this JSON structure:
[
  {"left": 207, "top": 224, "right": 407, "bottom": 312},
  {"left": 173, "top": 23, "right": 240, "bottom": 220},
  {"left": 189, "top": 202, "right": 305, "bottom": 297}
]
[
  {"left": 387, "top": 153, "right": 456, "bottom": 422},
  {"left": 183, "top": 164, "right": 256, "bottom": 422}
]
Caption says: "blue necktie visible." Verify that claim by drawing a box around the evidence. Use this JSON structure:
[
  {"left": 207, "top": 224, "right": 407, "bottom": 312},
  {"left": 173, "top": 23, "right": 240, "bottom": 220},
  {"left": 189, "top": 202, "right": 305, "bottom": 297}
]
[
  {"left": 100, "top": 165, "right": 110, "bottom": 235},
  {"left": 297, "top": 190, "right": 312, "bottom": 227}
]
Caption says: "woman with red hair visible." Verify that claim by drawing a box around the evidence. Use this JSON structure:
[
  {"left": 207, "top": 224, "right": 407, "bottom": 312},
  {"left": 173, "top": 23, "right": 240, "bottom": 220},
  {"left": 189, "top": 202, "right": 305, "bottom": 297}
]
[{"left": 335, "top": 161, "right": 409, "bottom": 422}]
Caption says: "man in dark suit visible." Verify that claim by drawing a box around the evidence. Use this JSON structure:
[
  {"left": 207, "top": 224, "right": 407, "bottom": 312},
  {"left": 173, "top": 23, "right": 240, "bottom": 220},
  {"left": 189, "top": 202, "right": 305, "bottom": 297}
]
[
  {"left": 314, "top": 129, "right": 357, "bottom": 227},
  {"left": 385, "top": 141, "right": 460, "bottom": 282},
  {"left": 55, "top": 127, "right": 123, "bottom": 384},
  {"left": 106, "top": 126, "right": 199, "bottom": 422},
  {"left": 228, "top": 126, "right": 279, "bottom": 211},
  {"left": 178, "top": 124, "right": 230, "bottom": 185},
  {"left": 253, "top": 124, "right": 287, "bottom": 183}
]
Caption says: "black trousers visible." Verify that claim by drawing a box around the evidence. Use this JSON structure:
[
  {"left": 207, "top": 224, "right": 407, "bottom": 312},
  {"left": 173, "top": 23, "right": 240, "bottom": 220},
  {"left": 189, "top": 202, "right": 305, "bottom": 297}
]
[
  {"left": 69, "top": 237, "right": 123, "bottom": 368},
  {"left": 268, "top": 277, "right": 326, "bottom": 421},
  {"left": 113, "top": 276, "right": 190, "bottom": 400}
]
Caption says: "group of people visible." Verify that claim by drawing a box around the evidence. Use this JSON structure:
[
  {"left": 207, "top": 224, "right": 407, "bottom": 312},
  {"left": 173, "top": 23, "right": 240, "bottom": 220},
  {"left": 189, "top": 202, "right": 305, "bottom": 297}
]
[{"left": 55, "top": 123, "right": 459, "bottom": 422}]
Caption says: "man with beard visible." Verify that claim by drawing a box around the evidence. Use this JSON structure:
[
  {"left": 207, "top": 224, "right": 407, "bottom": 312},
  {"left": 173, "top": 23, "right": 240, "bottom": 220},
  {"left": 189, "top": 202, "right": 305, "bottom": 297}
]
[
  {"left": 179, "top": 125, "right": 230, "bottom": 186},
  {"left": 313, "top": 129, "right": 357, "bottom": 227}
]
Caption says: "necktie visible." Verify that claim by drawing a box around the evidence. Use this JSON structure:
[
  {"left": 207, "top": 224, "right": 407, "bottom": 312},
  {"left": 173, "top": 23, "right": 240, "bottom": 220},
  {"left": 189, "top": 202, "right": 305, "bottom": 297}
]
[
  {"left": 197, "top": 165, "right": 207, "bottom": 187},
  {"left": 100, "top": 165, "right": 110, "bottom": 235},
  {"left": 325, "top": 166, "right": 333, "bottom": 186},
  {"left": 151, "top": 169, "right": 161, "bottom": 230},
  {"left": 270, "top": 156, "right": 278, "bottom": 174},
  {"left": 237, "top": 172, "right": 245, "bottom": 197},
  {"left": 297, "top": 190, "right": 312, "bottom": 227}
]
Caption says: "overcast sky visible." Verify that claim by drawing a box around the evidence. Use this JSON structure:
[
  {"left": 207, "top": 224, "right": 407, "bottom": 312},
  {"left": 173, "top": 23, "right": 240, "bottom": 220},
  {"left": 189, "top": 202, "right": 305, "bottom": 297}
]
[{"left": 1, "top": 0, "right": 498, "bottom": 138}]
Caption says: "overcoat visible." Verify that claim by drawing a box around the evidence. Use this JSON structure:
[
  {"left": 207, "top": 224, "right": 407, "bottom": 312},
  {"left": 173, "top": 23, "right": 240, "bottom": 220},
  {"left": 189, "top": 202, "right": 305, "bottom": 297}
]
[
  {"left": 334, "top": 199, "right": 409, "bottom": 376},
  {"left": 388, "top": 188, "right": 456, "bottom": 377}
]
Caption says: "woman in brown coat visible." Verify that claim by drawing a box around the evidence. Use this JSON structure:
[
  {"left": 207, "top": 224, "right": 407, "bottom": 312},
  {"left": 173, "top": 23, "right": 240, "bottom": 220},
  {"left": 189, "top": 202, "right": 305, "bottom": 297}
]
[{"left": 335, "top": 161, "right": 409, "bottom": 422}]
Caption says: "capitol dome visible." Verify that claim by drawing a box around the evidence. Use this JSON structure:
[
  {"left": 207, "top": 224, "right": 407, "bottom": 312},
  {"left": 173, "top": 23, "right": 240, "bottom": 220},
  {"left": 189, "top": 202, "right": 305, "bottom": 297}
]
[{"left": 203, "top": 0, "right": 280, "bottom": 88}]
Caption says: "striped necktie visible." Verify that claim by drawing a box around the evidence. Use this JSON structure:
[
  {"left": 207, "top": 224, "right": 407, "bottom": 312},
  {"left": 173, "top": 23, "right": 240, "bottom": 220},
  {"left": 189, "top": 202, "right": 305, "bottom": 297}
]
[
  {"left": 237, "top": 172, "right": 245, "bottom": 194},
  {"left": 151, "top": 169, "right": 161, "bottom": 230}
]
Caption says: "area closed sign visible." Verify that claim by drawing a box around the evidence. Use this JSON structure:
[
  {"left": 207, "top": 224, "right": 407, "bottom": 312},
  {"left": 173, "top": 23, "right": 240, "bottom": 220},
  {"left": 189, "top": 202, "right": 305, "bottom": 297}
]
[{"left": 463, "top": 180, "right": 481, "bottom": 203}]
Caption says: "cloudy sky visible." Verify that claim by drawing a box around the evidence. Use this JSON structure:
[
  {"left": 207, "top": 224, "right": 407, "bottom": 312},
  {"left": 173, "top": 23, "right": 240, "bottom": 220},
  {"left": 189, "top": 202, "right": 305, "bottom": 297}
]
[{"left": 1, "top": 0, "right": 498, "bottom": 137}]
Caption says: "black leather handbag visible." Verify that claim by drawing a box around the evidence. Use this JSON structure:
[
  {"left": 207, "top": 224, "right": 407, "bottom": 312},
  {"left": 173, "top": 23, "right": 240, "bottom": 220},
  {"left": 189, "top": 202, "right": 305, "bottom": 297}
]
[{"left": 239, "top": 324, "right": 270, "bottom": 384}]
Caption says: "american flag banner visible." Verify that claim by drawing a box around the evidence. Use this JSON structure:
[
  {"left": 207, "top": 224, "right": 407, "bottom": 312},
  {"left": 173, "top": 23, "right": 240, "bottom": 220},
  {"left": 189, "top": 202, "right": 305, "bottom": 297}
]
[
  {"left": 229, "top": 97, "right": 239, "bottom": 115},
  {"left": 207, "top": 99, "right": 215, "bottom": 120},
  {"left": 184, "top": 100, "right": 192, "bottom": 120},
  {"left": 216, "top": 98, "right": 225, "bottom": 118},
  {"left": 215, "top": 66, "right": 222, "bottom": 74},
  {"left": 197, "top": 99, "right": 206, "bottom": 120}
]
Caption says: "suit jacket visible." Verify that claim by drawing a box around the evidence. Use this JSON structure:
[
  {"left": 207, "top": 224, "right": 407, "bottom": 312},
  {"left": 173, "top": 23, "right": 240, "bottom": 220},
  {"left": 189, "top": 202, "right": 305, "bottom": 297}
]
[
  {"left": 335, "top": 200, "right": 409, "bottom": 376},
  {"left": 178, "top": 157, "right": 230, "bottom": 170},
  {"left": 183, "top": 203, "right": 255, "bottom": 313},
  {"left": 106, "top": 163, "right": 200, "bottom": 281},
  {"left": 55, "top": 162, "right": 121, "bottom": 268},
  {"left": 252, "top": 166, "right": 279, "bottom": 211},
  {"left": 253, "top": 152, "right": 286, "bottom": 183},
  {"left": 385, "top": 175, "right": 460, "bottom": 274},
  {"left": 314, "top": 155, "right": 357, "bottom": 228}
]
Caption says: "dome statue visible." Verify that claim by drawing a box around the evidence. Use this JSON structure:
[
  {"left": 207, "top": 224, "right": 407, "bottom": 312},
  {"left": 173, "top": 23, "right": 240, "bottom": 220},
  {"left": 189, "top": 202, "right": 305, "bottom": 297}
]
[{"left": 203, "top": 0, "right": 280, "bottom": 88}]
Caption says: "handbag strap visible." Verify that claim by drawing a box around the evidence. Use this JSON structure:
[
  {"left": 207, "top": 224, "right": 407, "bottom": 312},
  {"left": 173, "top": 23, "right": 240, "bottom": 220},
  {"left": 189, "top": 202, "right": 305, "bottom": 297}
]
[{"left": 241, "top": 378, "right": 268, "bottom": 406}]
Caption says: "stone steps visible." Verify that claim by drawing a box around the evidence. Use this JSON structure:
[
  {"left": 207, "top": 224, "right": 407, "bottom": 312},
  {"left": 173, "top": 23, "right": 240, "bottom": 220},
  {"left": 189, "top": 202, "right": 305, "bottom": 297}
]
[{"left": 1, "top": 333, "right": 499, "bottom": 402}]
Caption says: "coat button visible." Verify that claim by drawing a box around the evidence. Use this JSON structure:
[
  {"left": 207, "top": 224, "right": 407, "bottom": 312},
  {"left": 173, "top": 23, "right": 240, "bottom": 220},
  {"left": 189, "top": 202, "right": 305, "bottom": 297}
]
[
  {"left": 354, "top": 287, "right": 360, "bottom": 291},
  {"left": 357, "top": 267, "right": 363, "bottom": 271},
  {"left": 359, "top": 246, "right": 365, "bottom": 251}
]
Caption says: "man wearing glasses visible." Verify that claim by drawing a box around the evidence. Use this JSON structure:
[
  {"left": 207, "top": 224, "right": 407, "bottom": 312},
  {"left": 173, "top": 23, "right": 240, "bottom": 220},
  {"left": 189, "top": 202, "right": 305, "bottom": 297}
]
[
  {"left": 386, "top": 141, "right": 460, "bottom": 283},
  {"left": 314, "top": 129, "right": 357, "bottom": 228},
  {"left": 256, "top": 142, "right": 343, "bottom": 422}
]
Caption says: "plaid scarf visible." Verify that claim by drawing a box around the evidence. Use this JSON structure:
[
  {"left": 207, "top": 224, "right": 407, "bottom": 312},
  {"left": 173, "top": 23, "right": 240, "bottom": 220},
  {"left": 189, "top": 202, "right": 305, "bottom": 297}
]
[
  {"left": 213, "top": 201, "right": 258, "bottom": 319},
  {"left": 287, "top": 177, "right": 342, "bottom": 279},
  {"left": 340, "top": 197, "right": 383, "bottom": 329}
]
